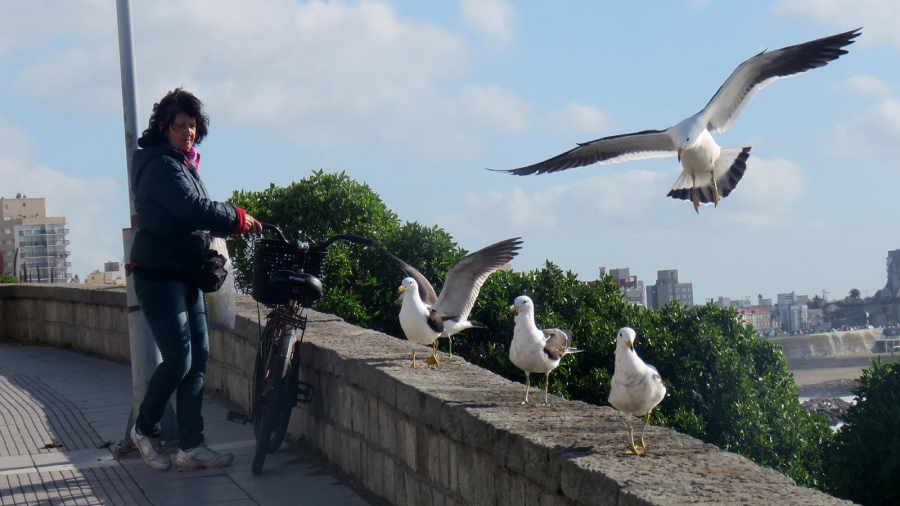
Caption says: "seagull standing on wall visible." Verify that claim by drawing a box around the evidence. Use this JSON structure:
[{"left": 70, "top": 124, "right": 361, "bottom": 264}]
[
  {"left": 492, "top": 29, "right": 861, "bottom": 213},
  {"left": 508, "top": 295, "right": 582, "bottom": 405},
  {"left": 608, "top": 327, "right": 666, "bottom": 456}
]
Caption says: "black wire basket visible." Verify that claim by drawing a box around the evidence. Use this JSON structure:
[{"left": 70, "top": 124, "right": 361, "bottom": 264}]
[
  {"left": 251, "top": 238, "right": 306, "bottom": 306},
  {"left": 302, "top": 246, "right": 328, "bottom": 280}
]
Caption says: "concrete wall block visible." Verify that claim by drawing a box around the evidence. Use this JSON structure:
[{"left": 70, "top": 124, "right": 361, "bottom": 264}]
[
  {"left": 362, "top": 444, "right": 383, "bottom": 498},
  {"left": 395, "top": 415, "right": 417, "bottom": 470},
  {"left": 377, "top": 400, "right": 395, "bottom": 454},
  {"left": 362, "top": 395, "right": 379, "bottom": 448},
  {"left": 455, "top": 444, "right": 475, "bottom": 504},
  {"left": 388, "top": 464, "right": 406, "bottom": 506},
  {"left": 497, "top": 467, "right": 527, "bottom": 506},
  {"left": 43, "top": 300, "right": 60, "bottom": 323},
  {"left": 403, "top": 469, "right": 421, "bottom": 506}
]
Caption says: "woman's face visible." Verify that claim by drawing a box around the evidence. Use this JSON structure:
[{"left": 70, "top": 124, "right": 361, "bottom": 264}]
[{"left": 166, "top": 112, "right": 197, "bottom": 152}]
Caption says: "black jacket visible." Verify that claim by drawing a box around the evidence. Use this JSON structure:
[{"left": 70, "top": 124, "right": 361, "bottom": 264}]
[{"left": 129, "top": 144, "right": 242, "bottom": 272}]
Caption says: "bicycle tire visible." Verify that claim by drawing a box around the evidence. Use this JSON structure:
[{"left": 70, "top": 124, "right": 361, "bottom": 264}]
[
  {"left": 251, "top": 321, "right": 278, "bottom": 439},
  {"left": 251, "top": 324, "right": 297, "bottom": 475}
]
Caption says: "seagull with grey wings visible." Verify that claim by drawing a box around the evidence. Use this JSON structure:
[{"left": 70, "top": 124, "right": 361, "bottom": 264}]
[
  {"left": 389, "top": 237, "right": 523, "bottom": 367},
  {"left": 508, "top": 295, "right": 582, "bottom": 405},
  {"left": 491, "top": 28, "right": 861, "bottom": 213},
  {"left": 608, "top": 327, "right": 666, "bottom": 456}
]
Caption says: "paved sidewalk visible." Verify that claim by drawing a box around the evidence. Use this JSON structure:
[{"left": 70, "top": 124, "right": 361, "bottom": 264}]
[{"left": 0, "top": 342, "right": 378, "bottom": 506}]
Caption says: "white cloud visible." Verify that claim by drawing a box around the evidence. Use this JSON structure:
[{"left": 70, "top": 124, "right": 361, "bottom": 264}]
[
  {"left": 548, "top": 102, "right": 612, "bottom": 137},
  {"left": 459, "top": 0, "right": 516, "bottom": 45},
  {"left": 460, "top": 84, "right": 532, "bottom": 133},
  {"left": 716, "top": 156, "right": 814, "bottom": 230},
  {"left": 0, "top": 117, "right": 127, "bottom": 279},
  {"left": 1, "top": 0, "right": 484, "bottom": 161},
  {"left": 774, "top": 0, "right": 900, "bottom": 48},
  {"left": 840, "top": 75, "right": 892, "bottom": 97},
  {"left": 834, "top": 97, "right": 900, "bottom": 159}
]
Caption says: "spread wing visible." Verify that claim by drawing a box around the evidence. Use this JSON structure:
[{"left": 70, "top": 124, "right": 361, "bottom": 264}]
[
  {"left": 382, "top": 249, "right": 437, "bottom": 305},
  {"left": 490, "top": 129, "right": 676, "bottom": 175},
  {"left": 432, "top": 237, "right": 523, "bottom": 320},
  {"left": 700, "top": 28, "right": 861, "bottom": 133}
]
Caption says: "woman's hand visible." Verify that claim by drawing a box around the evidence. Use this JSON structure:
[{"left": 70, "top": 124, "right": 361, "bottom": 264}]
[{"left": 243, "top": 214, "right": 264, "bottom": 234}]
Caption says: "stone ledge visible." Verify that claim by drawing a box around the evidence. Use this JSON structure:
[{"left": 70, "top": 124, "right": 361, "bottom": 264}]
[{"left": 0, "top": 284, "right": 850, "bottom": 505}]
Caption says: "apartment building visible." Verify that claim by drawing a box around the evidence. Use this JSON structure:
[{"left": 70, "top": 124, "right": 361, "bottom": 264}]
[
  {"left": 646, "top": 269, "right": 693, "bottom": 309},
  {"left": 0, "top": 194, "right": 70, "bottom": 282},
  {"left": 609, "top": 267, "right": 645, "bottom": 306}
]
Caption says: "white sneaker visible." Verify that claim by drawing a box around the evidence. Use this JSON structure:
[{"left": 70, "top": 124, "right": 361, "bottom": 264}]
[
  {"left": 130, "top": 425, "right": 172, "bottom": 471},
  {"left": 175, "top": 443, "right": 234, "bottom": 471}
]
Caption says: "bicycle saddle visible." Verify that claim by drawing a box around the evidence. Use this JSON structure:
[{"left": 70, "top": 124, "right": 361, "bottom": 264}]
[{"left": 269, "top": 269, "right": 324, "bottom": 305}]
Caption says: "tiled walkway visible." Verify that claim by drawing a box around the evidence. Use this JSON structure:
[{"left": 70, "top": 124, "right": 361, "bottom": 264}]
[{"left": 0, "top": 342, "right": 378, "bottom": 505}]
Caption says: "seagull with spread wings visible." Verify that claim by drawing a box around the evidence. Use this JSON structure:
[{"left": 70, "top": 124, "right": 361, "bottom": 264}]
[
  {"left": 391, "top": 237, "right": 523, "bottom": 367},
  {"left": 492, "top": 28, "right": 861, "bottom": 213}
]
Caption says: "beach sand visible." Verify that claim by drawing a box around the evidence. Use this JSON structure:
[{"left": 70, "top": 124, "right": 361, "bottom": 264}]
[{"left": 788, "top": 352, "right": 899, "bottom": 397}]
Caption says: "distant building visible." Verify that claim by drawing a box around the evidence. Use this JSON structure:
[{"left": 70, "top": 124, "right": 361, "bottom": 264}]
[
  {"left": 608, "top": 267, "right": 644, "bottom": 306},
  {"left": 0, "top": 194, "right": 70, "bottom": 282},
  {"left": 85, "top": 260, "right": 125, "bottom": 286},
  {"left": 736, "top": 305, "right": 780, "bottom": 336},
  {"left": 775, "top": 292, "right": 809, "bottom": 333},
  {"left": 646, "top": 269, "right": 693, "bottom": 309},
  {"left": 714, "top": 296, "right": 733, "bottom": 308}
]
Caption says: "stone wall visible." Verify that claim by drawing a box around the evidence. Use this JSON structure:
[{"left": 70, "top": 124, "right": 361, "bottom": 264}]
[
  {"left": 0, "top": 284, "right": 851, "bottom": 505},
  {"left": 766, "top": 330, "right": 876, "bottom": 359}
]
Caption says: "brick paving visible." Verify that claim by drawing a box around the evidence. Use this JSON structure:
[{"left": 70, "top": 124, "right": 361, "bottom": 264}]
[{"left": 0, "top": 343, "right": 378, "bottom": 506}]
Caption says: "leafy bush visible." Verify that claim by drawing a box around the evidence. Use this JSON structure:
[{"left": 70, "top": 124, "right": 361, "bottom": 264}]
[
  {"left": 0, "top": 275, "right": 18, "bottom": 284},
  {"left": 827, "top": 358, "right": 900, "bottom": 505}
]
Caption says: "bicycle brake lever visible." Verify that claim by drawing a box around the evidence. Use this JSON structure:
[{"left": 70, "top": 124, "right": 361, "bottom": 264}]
[{"left": 261, "top": 223, "right": 289, "bottom": 243}]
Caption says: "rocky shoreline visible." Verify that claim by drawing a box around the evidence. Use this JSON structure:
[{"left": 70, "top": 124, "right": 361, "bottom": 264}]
[{"left": 796, "top": 378, "right": 858, "bottom": 427}]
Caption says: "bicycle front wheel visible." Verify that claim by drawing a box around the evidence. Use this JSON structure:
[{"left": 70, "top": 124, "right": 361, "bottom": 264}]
[{"left": 251, "top": 324, "right": 297, "bottom": 475}]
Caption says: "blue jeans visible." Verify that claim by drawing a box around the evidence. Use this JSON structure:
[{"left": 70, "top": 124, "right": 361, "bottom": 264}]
[{"left": 133, "top": 275, "right": 208, "bottom": 450}]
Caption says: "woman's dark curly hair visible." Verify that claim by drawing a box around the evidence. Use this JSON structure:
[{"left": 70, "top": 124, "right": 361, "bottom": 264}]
[{"left": 137, "top": 87, "right": 210, "bottom": 148}]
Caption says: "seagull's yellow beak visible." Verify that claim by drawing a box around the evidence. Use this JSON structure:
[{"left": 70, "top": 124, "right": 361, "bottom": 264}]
[
  {"left": 398, "top": 285, "right": 406, "bottom": 294},
  {"left": 508, "top": 304, "right": 516, "bottom": 314},
  {"left": 677, "top": 147, "right": 683, "bottom": 163},
  {"left": 627, "top": 340, "right": 634, "bottom": 351}
]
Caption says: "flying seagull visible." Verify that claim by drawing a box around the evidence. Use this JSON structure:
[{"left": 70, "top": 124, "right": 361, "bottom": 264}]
[
  {"left": 491, "top": 28, "right": 861, "bottom": 213},
  {"left": 608, "top": 327, "right": 666, "bottom": 456},
  {"left": 508, "top": 295, "right": 582, "bottom": 405},
  {"left": 391, "top": 237, "right": 523, "bottom": 366}
]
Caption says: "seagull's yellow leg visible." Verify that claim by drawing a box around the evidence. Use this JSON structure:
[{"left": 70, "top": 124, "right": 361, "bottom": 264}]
[
  {"left": 446, "top": 336, "right": 453, "bottom": 359},
  {"left": 411, "top": 350, "right": 418, "bottom": 368},
  {"left": 425, "top": 341, "right": 440, "bottom": 367},
  {"left": 624, "top": 421, "right": 645, "bottom": 456},
  {"left": 710, "top": 174, "right": 720, "bottom": 207},
  {"left": 542, "top": 372, "right": 551, "bottom": 405},
  {"left": 522, "top": 372, "right": 531, "bottom": 405},
  {"left": 636, "top": 412, "right": 652, "bottom": 451},
  {"left": 690, "top": 173, "right": 700, "bottom": 214}
]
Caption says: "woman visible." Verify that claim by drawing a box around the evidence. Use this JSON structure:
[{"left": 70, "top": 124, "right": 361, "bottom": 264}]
[{"left": 128, "top": 87, "right": 263, "bottom": 471}]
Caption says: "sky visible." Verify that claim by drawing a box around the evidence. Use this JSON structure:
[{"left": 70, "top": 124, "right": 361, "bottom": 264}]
[{"left": 1, "top": 0, "right": 897, "bottom": 305}]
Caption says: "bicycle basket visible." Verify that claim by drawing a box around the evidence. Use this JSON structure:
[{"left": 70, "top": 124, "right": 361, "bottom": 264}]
[
  {"left": 302, "top": 246, "right": 328, "bottom": 280},
  {"left": 251, "top": 238, "right": 305, "bottom": 306}
]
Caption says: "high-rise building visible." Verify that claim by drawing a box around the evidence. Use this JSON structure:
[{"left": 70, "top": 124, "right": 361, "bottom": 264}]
[
  {"left": 0, "top": 194, "right": 70, "bottom": 282},
  {"left": 608, "top": 267, "right": 644, "bottom": 306},
  {"left": 646, "top": 269, "right": 693, "bottom": 309}
]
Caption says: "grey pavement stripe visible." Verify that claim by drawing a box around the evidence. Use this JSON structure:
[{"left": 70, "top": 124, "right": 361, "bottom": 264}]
[{"left": 10, "top": 375, "right": 100, "bottom": 451}]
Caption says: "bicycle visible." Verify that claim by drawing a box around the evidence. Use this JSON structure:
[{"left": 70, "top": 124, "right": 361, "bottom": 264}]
[{"left": 248, "top": 223, "right": 373, "bottom": 475}]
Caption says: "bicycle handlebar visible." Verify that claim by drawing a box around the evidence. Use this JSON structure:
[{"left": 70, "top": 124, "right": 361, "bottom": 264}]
[{"left": 260, "top": 223, "right": 375, "bottom": 249}]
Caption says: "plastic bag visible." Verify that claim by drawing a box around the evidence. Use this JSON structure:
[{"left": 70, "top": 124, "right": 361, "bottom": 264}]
[{"left": 207, "top": 237, "right": 236, "bottom": 329}]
